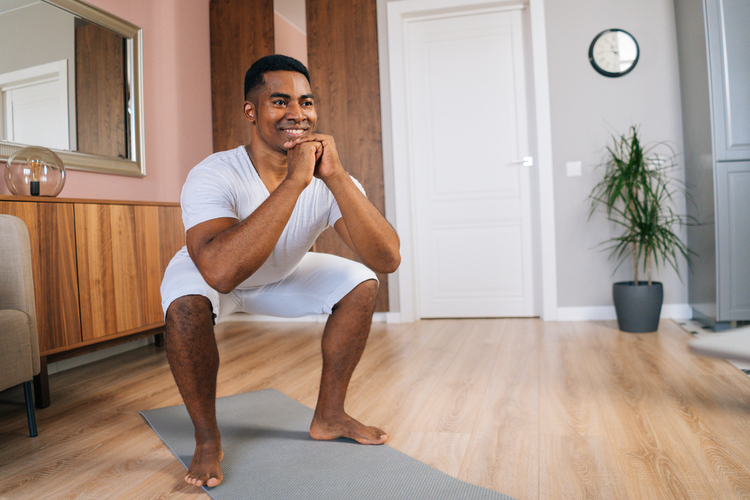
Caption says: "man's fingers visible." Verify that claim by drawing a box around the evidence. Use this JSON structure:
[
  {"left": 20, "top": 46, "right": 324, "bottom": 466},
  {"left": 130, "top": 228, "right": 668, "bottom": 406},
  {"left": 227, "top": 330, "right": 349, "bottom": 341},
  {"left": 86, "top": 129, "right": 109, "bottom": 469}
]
[{"left": 285, "top": 133, "right": 332, "bottom": 148}]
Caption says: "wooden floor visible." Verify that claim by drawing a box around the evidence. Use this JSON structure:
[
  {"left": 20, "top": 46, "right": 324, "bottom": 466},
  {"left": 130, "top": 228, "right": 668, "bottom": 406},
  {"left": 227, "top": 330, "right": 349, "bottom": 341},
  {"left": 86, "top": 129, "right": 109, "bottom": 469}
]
[{"left": 2, "top": 318, "right": 750, "bottom": 499}]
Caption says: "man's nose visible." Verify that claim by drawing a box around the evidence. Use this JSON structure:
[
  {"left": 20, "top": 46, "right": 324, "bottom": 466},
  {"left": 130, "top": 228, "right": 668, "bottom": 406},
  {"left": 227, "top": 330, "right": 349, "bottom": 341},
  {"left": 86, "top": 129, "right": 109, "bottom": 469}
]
[{"left": 286, "top": 102, "right": 304, "bottom": 121}]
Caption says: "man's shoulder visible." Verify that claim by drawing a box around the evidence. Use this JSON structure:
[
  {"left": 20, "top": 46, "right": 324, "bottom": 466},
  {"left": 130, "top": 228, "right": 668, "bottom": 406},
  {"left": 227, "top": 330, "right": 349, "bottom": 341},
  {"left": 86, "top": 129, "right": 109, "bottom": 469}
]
[
  {"left": 194, "top": 146, "right": 246, "bottom": 170},
  {"left": 186, "top": 146, "right": 248, "bottom": 181}
]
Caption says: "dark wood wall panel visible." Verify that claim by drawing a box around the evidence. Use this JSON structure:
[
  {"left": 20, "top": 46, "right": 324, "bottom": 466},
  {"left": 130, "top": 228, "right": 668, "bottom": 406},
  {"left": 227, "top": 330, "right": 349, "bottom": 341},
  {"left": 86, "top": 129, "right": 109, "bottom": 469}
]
[
  {"left": 209, "top": 0, "right": 390, "bottom": 311},
  {"left": 210, "top": 0, "right": 275, "bottom": 152},
  {"left": 76, "top": 23, "right": 127, "bottom": 158},
  {"left": 306, "top": 0, "right": 390, "bottom": 312}
]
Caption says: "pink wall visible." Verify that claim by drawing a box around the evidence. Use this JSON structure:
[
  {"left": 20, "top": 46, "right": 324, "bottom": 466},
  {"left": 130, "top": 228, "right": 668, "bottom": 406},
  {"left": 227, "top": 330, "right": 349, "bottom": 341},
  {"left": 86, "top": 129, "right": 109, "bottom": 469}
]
[
  {"left": 1, "top": 0, "right": 214, "bottom": 203},
  {"left": 274, "top": 12, "right": 307, "bottom": 67}
]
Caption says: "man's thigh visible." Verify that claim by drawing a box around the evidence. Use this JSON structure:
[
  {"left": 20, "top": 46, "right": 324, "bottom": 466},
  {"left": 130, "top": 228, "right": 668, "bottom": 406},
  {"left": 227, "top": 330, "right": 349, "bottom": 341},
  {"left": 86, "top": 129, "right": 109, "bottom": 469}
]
[
  {"left": 161, "top": 247, "right": 225, "bottom": 321},
  {"left": 236, "top": 252, "right": 377, "bottom": 318}
]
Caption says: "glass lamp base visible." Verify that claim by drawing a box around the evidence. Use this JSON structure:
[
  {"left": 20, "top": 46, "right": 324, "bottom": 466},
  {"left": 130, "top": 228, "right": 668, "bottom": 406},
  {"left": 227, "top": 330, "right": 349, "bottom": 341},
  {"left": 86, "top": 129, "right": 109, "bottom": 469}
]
[{"left": 4, "top": 146, "right": 66, "bottom": 197}]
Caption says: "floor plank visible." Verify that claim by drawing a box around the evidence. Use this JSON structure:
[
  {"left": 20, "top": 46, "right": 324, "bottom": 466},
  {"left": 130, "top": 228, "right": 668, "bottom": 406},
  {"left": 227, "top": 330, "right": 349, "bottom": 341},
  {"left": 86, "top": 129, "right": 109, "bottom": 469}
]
[
  {"left": 576, "top": 321, "right": 720, "bottom": 500},
  {"left": 457, "top": 319, "right": 540, "bottom": 500}
]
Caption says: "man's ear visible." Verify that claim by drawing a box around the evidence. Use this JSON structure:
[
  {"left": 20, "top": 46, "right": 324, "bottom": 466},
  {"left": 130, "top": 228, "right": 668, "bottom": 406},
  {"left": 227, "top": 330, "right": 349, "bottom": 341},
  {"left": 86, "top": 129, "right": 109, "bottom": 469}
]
[{"left": 243, "top": 101, "right": 256, "bottom": 123}]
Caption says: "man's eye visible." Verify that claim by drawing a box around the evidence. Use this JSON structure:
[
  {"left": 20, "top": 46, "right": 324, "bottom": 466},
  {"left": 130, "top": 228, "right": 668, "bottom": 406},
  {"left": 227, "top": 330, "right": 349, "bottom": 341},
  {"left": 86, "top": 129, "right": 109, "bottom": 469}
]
[
  {"left": 302, "top": 101, "right": 314, "bottom": 107},
  {"left": 273, "top": 99, "right": 286, "bottom": 106}
]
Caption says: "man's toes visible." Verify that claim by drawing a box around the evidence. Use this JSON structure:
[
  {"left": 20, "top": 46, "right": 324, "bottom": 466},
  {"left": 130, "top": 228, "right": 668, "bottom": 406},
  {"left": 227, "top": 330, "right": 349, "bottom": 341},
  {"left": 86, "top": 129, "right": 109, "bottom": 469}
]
[
  {"left": 367, "top": 433, "right": 388, "bottom": 445},
  {"left": 374, "top": 433, "right": 388, "bottom": 444},
  {"left": 355, "top": 426, "right": 387, "bottom": 444},
  {"left": 185, "top": 472, "right": 219, "bottom": 487}
]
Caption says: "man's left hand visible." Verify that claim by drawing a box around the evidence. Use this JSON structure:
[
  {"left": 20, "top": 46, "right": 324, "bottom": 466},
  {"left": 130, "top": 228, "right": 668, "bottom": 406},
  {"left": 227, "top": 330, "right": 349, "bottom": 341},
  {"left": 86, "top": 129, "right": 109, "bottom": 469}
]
[{"left": 284, "top": 134, "right": 345, "bottom": 182}]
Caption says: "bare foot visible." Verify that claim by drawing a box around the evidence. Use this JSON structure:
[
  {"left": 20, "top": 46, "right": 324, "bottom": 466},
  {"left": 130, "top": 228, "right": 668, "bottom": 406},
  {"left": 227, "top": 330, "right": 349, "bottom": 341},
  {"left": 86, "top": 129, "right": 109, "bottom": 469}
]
[
  {"left": 310, "top": 411, "right": 388, "bottom": 444},
  {"left": 185, "top": 439, "right": 224, "bottom": 487}
]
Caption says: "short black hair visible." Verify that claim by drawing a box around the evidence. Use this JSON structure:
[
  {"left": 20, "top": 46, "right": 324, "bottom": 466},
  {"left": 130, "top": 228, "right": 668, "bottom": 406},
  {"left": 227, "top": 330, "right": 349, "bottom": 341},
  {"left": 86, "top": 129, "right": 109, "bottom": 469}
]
[{"left": 243, "top": 54, "right": 311, "bottom": 101}]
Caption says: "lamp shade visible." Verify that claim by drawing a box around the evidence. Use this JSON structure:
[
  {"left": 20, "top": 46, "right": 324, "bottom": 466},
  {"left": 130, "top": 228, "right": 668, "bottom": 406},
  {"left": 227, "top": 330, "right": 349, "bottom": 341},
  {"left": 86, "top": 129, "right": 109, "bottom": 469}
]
[{"left": 4, "top": 146, "right": 66, "bottom": 197}]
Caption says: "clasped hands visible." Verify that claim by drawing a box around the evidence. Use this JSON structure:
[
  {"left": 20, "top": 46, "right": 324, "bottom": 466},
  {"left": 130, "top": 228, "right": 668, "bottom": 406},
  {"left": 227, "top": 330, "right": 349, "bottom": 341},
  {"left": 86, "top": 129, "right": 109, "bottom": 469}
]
[{"left": 284, "top": 134, "right": 345, "bottom": 187}]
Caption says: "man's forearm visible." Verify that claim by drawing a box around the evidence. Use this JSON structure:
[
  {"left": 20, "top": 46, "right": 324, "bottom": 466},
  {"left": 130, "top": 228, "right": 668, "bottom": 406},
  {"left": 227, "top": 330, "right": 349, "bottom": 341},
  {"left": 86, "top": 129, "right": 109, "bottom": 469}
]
[
  {"left": 325, "top": 172, "right": 401, "bottom": 274},
  {"left": 191, "top": 178, "right": 306, "bottom": 293}
]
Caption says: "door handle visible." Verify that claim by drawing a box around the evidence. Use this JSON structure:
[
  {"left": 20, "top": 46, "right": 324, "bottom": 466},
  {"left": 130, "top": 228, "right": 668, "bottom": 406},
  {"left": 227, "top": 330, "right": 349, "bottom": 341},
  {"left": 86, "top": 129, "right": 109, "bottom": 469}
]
[{"left": 511, "top": 156, "right": 534, "bottom": 167}]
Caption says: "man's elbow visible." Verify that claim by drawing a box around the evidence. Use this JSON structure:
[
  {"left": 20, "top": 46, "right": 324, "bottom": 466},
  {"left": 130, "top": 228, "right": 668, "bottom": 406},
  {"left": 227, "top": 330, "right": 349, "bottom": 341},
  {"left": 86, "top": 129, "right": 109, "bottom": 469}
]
[
  {"left": 374, "top": 252, "right": 401, "bottom": 274},
  {"left": 211, "top": 281, "right": 236, "bottom": 295},
  {"left": 201, "top": 267, "right": 237, "bottom": 295}
]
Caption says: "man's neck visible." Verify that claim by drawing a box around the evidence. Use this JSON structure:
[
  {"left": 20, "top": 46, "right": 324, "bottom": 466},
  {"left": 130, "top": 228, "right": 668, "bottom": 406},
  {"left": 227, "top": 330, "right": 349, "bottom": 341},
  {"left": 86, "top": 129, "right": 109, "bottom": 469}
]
[{"left": 245, "top": 142, "right": 288, "bottom": 193}]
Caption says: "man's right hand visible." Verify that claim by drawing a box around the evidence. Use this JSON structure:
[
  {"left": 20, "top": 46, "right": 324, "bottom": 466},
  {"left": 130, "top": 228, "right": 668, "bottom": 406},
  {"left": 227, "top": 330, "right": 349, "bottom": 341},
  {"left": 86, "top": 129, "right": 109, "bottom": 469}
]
[{"left": 285, "top": 140, "right": 322, "bottom": 188}]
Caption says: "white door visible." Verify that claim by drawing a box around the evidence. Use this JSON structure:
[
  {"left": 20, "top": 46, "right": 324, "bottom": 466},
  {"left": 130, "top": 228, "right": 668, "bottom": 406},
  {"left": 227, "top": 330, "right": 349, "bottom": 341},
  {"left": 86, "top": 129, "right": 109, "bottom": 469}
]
[
  {"left": 0, "top": 60, "right": 70, "bottom": 151},
  {"left": 405, "top": 6, "right": 535, "bottom": 318}
]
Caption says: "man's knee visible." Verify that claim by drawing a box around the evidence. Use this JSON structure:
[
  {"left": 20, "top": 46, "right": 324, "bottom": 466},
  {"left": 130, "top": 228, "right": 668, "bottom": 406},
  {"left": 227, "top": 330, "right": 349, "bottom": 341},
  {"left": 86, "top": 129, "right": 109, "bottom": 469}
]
[
  {"left": 359, "top": 278, "right": 379, "bottom": 297},
  {"left": 165, "top": 295, "right": 215, "bottom": 330},
  {"left": 338, "top": 279, "right": 379, "bottom": 310}
]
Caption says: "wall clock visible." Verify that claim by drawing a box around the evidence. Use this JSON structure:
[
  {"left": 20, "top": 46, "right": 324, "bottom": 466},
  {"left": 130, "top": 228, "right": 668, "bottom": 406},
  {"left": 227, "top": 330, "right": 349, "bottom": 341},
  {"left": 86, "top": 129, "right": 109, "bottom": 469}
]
[{"left": 588, "top": 29, "right": 639, "bottom": 77}]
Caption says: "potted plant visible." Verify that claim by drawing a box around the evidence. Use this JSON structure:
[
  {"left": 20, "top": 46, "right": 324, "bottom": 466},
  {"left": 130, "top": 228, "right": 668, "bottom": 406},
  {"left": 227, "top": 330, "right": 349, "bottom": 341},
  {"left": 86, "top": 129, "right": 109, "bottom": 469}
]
[{"left": 588, "top": 126, "right": 693, "bottom": 332}]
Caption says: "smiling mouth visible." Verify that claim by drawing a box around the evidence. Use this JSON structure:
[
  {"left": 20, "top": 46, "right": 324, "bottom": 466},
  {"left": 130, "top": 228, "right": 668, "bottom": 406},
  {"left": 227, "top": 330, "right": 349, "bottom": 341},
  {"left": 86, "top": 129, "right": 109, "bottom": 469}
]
[{"left": 282, "top": 128, "right": 307, "bottom": 137}]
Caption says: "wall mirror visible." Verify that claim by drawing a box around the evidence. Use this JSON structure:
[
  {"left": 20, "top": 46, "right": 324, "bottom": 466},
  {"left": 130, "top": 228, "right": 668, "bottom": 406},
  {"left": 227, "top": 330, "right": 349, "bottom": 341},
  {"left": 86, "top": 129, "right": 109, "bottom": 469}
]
[{"left": 0, "top": 0, "right": 145, "bottom": 176}]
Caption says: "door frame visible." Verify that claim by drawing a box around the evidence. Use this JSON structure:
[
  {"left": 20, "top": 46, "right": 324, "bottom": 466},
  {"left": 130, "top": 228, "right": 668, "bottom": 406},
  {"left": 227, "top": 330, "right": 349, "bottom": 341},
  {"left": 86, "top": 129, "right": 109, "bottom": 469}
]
[{"left": 378, "top": 0, "right": 558, "bottom": 321}]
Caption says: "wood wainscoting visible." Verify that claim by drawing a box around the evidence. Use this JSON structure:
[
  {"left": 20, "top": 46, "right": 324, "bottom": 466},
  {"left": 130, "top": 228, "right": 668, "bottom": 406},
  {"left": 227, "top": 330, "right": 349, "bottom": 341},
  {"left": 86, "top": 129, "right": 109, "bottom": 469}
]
[{"left": 0, "top": 195, "right": 184, "bottom": 407}]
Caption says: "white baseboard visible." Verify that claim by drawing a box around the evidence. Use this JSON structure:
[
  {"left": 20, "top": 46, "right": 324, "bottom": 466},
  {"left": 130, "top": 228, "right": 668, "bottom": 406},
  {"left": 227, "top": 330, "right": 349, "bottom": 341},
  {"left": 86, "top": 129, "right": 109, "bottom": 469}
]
[
  {"left": 556, "top": 303, "right": 692, "bottom": 322},
  {"left": 219, "top": 306, "right": 696, "bottom": 324},
  {"left": 219, "top": 312, "right": 399, "bottom": 324}
]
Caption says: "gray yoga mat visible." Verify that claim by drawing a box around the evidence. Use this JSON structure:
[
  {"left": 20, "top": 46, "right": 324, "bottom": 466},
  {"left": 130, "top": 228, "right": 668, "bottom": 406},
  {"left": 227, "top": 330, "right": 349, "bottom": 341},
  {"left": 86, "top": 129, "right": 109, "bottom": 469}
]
[{"left": 140, "top": 388, "right": 517, "bottom": 500}]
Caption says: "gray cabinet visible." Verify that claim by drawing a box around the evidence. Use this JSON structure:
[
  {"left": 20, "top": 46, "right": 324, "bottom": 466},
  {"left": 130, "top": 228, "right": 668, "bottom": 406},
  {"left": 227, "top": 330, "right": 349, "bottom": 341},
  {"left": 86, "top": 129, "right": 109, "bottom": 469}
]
[
  {"left": 716, "top": 162, "right": 750, "bottom": 320},
  {"left": 674, "top": 0, "right": 750, "bottom": 328},
  {"left": 705, "top": 0, "right": 750, "bottom": 161}
]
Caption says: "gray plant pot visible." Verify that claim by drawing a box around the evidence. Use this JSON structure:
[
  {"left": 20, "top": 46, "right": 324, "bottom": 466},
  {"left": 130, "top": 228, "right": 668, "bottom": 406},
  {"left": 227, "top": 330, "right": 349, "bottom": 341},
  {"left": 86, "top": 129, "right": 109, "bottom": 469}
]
[{"left": 612, "top": 281, "right": 664, "bottom": 333}]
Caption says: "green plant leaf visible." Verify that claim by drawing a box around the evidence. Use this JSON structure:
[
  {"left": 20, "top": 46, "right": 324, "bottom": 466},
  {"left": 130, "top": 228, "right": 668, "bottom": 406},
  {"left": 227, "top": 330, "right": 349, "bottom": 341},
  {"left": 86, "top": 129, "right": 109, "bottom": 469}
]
[{"left": 588, "top": 126, "right": 696, "bottom": 282}]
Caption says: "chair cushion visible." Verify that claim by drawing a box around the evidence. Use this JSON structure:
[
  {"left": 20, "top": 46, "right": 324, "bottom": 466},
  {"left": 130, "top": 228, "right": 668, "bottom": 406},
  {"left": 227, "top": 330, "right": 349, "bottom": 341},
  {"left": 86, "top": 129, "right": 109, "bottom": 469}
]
[{"left": 0, "top": 309, "right": 35, "bottom": 390}]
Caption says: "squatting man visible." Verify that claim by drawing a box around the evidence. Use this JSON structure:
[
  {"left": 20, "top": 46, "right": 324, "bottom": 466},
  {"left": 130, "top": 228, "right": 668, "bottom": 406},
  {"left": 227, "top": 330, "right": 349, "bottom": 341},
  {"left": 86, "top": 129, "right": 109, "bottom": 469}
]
[{"left": 160, "top": 54, "right": 401, "bottom": 487}]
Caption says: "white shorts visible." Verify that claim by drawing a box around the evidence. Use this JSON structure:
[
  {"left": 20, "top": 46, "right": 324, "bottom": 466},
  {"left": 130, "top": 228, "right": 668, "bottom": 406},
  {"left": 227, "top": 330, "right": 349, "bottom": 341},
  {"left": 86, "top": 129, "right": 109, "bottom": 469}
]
[{"left": 160, "top": 249, "right": 378, "bottom": 321}]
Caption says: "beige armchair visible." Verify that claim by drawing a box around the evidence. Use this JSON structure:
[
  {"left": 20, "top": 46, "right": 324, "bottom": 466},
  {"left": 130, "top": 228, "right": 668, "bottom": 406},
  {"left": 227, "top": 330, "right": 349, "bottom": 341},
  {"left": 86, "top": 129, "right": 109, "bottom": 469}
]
[{"left": 0, "top": 214, "right": 40, "bottom": 437}]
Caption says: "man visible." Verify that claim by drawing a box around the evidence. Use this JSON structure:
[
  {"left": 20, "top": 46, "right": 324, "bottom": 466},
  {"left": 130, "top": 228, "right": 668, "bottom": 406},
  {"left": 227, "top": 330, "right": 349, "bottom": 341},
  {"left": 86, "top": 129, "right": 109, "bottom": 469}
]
[{"left": 160, "top": 54, "right": 401, "bottom": 488}]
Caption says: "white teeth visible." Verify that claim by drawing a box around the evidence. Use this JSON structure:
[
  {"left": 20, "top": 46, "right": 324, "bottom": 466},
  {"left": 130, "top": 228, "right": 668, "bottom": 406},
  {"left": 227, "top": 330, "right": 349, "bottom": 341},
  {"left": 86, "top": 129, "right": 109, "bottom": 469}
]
[{"left": 286, "top": 129, "right": 304, "bottom": 135}]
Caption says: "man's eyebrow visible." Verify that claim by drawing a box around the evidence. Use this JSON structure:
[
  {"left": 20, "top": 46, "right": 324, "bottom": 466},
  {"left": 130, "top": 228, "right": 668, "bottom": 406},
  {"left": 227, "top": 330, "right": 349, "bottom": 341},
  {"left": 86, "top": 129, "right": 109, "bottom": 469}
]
[{"left": 268, "top": 92, "right": 315, "bottom": 100}]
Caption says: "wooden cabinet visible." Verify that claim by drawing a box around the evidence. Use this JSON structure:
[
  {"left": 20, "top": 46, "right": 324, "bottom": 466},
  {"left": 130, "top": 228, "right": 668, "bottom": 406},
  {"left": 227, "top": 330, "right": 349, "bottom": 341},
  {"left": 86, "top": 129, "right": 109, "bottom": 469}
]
[
  {"left": 0, "top": 199, "right": 81, "bottom": 352},
  {"left": 0, "top": 195, "right": 184, "bottom": 406}
]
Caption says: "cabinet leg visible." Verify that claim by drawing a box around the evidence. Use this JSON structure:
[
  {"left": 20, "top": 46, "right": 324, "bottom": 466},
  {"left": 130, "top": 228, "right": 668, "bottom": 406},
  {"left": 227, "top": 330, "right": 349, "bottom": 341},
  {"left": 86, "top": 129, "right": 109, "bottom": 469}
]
[
  {"left": 33, "top": 357, "right": 50, "bottom": 408},
  {"left": 154, "top": 332, "right": 165, "bottom": 347}
]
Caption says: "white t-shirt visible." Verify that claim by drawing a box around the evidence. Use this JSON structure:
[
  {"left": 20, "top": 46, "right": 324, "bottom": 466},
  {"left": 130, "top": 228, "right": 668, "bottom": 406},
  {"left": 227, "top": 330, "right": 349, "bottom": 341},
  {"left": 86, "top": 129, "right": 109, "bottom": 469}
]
[{"left": 180, "top": 145, "right": 365, "bottom": 289}]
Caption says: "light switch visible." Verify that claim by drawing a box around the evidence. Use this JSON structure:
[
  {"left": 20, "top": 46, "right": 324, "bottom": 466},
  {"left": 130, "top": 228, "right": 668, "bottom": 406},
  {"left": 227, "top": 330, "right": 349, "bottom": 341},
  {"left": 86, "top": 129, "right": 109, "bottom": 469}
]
[{"left": 566, "top": 161, "right": 582, "bottom": 177}]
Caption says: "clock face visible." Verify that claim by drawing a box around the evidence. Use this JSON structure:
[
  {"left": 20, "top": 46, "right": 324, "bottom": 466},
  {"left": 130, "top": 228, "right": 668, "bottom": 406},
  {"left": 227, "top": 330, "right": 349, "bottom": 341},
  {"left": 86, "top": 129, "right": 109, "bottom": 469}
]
[{"left": 589, "top": 29, "right": 639, "bottom": 77}]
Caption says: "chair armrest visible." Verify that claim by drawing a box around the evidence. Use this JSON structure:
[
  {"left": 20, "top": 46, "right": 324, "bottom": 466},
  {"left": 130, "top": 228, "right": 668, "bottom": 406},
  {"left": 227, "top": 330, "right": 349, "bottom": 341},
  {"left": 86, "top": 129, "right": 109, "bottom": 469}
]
[
  {"left": 0, "top": 309, "right": 38, "bottom": 391},
  {"left": 0, "top": 215, "right": 40, "bottom": 375}
]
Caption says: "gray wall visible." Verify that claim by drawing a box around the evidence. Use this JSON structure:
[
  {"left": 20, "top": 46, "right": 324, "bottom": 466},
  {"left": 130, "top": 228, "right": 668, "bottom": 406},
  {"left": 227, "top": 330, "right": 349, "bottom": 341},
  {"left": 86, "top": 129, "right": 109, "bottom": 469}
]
[
  {"left": 0, "top": 2, "right": 77, "bottom": 148},
  {"left": 544, "top": 0, "right": 688, "bottom": 308},
  {"left": 379, "top": 0, "right": 690, "bottom": 313},
  {"left": 673, "top": 0, "right": 715, "bottom": 314},
  {"left": 0, "top": 4, "right": 71, "bottom": 74}
]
